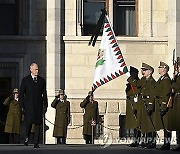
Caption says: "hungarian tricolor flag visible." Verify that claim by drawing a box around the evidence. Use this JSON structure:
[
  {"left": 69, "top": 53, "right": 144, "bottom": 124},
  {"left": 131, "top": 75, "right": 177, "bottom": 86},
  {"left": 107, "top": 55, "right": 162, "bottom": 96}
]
[{"left": 89, "top": 10, "right": 129, "bottom": 91}]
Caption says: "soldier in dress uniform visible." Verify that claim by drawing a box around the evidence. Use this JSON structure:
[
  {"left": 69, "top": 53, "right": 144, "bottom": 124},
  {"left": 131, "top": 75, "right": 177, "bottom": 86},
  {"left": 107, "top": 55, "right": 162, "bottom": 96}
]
[
  {"left": 51, "top": 89, "right": 70, "bottom": 144},
  {"left": 170, "top": 57, "right": 180, "bottom": 151},
  {"left": 128, "top": 63, "right": 156, "bottom": 148},
  {"left": 3, "top": 88, "right": 22, "bottom": 144},
  {"left": 125, "top": 66, "right": 141, "bottom": 147},
  {"left": 80, "top": 91, "right": 99, "bottom": 144},
  {"left": 154, "top": 62, "right": 172, "bottom": 150}
]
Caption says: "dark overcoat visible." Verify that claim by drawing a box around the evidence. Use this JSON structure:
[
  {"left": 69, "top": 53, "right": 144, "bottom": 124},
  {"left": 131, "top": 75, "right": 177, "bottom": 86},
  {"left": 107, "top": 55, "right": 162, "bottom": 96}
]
[
  {"left": 19, "top": 74, "right": 48, "bottom": 124},
  {"left": 51, "top": 98, "right": 70, "bottom": 137},
  {"left": 154, "top": 74, "right": 172, "bottom": 130},
  {"left": 3, "top": 97, "right": 22, "bottom": 134},
  {"left": 128, "top": 76, "right": 156, "bottom": 133},
  {"left": 125, "top": 82, "right": 139, "bottom": 129},
  {"left": 80, "top": 97, "right": 99, "bottom": 136},
  {"left": 170, "top": 74, "right": 180, "bottom": 131}
]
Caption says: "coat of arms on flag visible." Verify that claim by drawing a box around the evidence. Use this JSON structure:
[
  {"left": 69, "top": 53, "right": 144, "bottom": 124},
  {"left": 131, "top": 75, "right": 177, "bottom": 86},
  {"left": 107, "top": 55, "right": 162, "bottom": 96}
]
[{"left": 89, "top": 10, "right": 129, "bottom": 91}]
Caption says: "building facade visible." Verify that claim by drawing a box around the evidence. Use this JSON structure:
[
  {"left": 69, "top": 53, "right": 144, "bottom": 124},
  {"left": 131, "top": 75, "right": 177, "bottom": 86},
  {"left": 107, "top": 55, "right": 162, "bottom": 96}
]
[{"left": 0, "top": 0, "right": 179, "bottom": 144}]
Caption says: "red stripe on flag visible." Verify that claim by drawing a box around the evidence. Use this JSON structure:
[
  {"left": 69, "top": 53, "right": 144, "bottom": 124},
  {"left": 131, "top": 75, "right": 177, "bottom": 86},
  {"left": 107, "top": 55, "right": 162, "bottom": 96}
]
[
  {"left": 119, "top": 70, "right": 124, "bottom": 75},
  {"left": 110, "top": 40, "right": 116, "bottom": 44},
  {"left": 107, "top": 32, "right": 113, "bottom": 36},
  {"left": 111, "top": 73, "right": 116, "bottom": 79},
  {"left": 114, "top": 47, "right": 120, "bottom": 52},
  {"left": 117, "top": 55, "right": 123, "bottom": 59},
  {"left": 105, "top": 23, "right": 110, "bottom": 28},
  {"left": 104, "top": 78, "right": 108, "bottom": 83},
  {"left": 120, "top": 62, "right": 126, "bottom": 67},
  {"left": 96, "top": 81, "right": 101, "bottom": 87}
]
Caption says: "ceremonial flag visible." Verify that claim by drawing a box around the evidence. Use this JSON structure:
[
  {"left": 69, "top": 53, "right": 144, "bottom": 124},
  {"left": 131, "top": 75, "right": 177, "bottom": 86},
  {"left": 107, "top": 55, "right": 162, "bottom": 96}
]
[{"left": 91, "top": 14, "right": 129, "bottom": 91}]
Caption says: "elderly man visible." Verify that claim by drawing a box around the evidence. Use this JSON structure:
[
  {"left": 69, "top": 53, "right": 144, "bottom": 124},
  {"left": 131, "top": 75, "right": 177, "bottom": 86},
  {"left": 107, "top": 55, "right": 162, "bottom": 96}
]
[{"left": 19, "top": 63, "right": 48, "bottom": 148}]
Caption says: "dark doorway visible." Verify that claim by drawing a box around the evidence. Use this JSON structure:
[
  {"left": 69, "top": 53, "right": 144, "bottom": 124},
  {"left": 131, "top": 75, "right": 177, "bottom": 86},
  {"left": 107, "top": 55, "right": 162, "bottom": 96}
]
[{"left": 0, "top": 78, "right": 11, "bottom": 143}]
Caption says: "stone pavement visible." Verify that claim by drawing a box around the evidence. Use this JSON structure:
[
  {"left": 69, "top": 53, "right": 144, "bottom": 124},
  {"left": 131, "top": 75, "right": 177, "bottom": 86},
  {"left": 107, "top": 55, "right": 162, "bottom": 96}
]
[{"left": 0, "top": 144, "right": 178, "bottom": 154}]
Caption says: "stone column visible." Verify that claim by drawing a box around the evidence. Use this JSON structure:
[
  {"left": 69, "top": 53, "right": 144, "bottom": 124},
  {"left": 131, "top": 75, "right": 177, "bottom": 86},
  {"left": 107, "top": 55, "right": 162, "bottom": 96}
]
[
  {"left": 168, "top": 0, "right": 176, "bottom": 77},
  {"left": 138, "top": 0, "right": 152, "bottom": 37},
  {"left": 176, "top": 0, "right": 180, "bottom": 57},
  {"left": 46, "top": 0, "right": 61, "bottom": 144}
]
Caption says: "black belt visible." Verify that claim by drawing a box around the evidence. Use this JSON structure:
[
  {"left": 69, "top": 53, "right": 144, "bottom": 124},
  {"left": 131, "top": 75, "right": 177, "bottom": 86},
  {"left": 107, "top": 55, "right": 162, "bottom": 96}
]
[{"left": 142, "top": 95, "right": 150, "bottom": 99}]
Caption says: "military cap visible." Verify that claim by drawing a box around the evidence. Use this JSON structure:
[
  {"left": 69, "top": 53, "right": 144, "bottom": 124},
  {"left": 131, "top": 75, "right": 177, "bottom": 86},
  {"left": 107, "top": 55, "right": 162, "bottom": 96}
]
[
  {"left": 88, "top": 91, "right": 93, "bottom": 96},
  {"left": 141, "top": 63, "right": 154, "bottom": 72},
  {"left": 158, "top": 61, "right": 169, "bottom": 71},
  {"left": 13, "top": 88, "right": 18, "bottom": 93},
  {"left": 58, "top": 89, "right": 64, "bottom": 95}
]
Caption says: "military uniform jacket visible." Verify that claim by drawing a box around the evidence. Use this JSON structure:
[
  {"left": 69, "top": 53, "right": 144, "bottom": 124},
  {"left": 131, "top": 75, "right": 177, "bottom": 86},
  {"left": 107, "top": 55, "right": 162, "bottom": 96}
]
[
  {"left": 3, "top": 97, "right": 22, "bottom": 134},
  {"left": 19, "top": 75, "right": 48, "bottom": 124},
  {"left": 80, "top": 97, "right": 99, "bottom": 136},
  {"left": 170, "top": 73, "right": 180, "bottom": 130},
  {"left": 128, "top": 76, "right": 156, "bottom": 133},
  {"left": 154, "top": 73, "right": 172, "bottom": 130},
  {"left": 125, "top": 81, "right": 139, "bottom": 129},
  {"left": 51, "top": 98, "right": 70, "bottom": 137}
]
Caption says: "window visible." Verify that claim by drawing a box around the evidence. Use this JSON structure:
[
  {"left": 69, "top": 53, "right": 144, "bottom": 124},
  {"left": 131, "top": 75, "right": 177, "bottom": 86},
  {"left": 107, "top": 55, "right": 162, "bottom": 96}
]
[
  {"left": 81, "top": 0, "right": 106, "bottom": 36},
  {"left": 113, "top": 0, "right": 137, "bottom": 36},
  {"left": 0, "top": 0, "right": 18, "bottom": 35}
]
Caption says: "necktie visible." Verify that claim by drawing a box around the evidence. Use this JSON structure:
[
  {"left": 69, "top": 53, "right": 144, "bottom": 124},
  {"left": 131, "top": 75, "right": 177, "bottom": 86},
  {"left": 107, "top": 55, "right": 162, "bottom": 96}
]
[{"left": 34, "top": 77, "right": 37, "bottom": 82}]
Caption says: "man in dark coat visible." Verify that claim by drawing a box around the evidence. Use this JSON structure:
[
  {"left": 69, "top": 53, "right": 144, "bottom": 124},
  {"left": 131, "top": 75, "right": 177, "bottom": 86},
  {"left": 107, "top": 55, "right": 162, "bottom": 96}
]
[
  {"left": 125, "top": 66, "right": 141, "bottom": 147},
  {"left": 170, "top": 57, "right": 180, "bottom": 151},
  {"left": 51, "top": 89, "right": 70, "bottom": 144},
  {"left": 80, "top": 91, "right": 99, "bottom": 144},
  {"left": 128, "top": 63, "right": 156, "bottom": 148},
  {"left": 154, "top": 62, "right": 172, "bottom": 150},
  {"left": 19, "top": 63, "right": 48, "bottom": 148}
]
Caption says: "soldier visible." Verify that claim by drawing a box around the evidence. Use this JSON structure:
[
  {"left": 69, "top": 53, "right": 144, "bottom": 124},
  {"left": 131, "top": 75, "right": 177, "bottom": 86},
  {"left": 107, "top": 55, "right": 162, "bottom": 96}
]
[
  {"left": 128, "top": 63, "right": 156, "bottom": 148},
  {"left": 125, "top": 66, "right": 141, "bottom": 147},
  {"left": 3, "top": 88, "right": 22, "bottom": 144},
  {"left": 154, "top": 62, "right": 172, "bottom": 150},
  {"left": 51, "top": 89, "right": 70, "bottom": 144},
  {"left": 80, "top": 91, "right": 99, "bottom": 144},
  {"left": 170, "top": 57, "right": 180, "bottom": 151}
]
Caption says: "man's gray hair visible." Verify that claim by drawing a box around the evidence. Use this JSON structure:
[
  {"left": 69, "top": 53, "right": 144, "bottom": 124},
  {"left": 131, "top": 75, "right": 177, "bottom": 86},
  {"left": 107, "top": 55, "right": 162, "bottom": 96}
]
[{"left": 30, "top": 63, "right": 38, "bottom": 68}]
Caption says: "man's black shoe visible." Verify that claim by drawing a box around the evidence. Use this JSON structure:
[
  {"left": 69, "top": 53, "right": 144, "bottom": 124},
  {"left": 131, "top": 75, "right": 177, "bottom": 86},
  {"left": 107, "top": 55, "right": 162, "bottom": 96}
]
[
  {"left": 128, "top": 142, "right": 139, "bottom": 147},
  {"left": 159, "top": 144, "right": 170, "bottom": 150},
  {"left": 171, "top": 146, "right": 180, "bottom": 151},
  {"left": 24, "top": 138, "right": 28, "bottom": 146},
  {"left": 34, "top": 143, "right": 40, "bottom": 148}
]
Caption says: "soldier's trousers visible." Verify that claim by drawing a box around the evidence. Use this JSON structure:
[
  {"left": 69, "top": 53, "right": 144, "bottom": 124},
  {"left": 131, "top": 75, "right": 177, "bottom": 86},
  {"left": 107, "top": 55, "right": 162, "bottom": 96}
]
[
  {"left": 164, "top": 130, "right": 171, "bottom": 145},
  {"left": 84, "top": 135, "right": 94, "bottom": 144},
  {"left": 57, "top": 137, "right": 66, "bottom": 144},
  {"left": 176, "top": 131, "right": 180, "bottom": 146},
  {"left": 9, "top": 133, "right": 20, "bottom": 144},
  {"left": 133, "top": 129, "right": 141, "bottom": 144}
]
